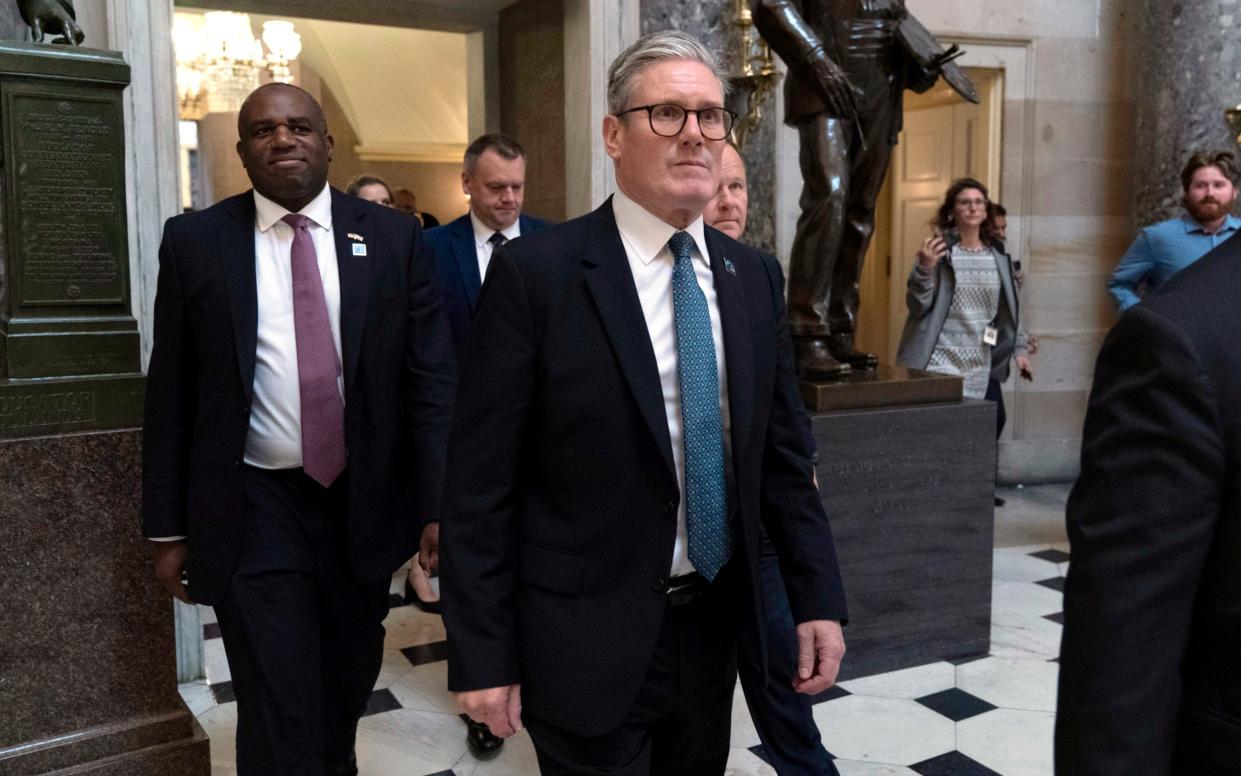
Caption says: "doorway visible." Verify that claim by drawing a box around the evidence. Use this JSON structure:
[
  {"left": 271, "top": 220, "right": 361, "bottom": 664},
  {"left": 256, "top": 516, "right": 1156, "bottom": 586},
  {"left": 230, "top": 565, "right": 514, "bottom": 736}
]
[{"left": 855, "top": 67, "right": 1004, "bottom": 363}]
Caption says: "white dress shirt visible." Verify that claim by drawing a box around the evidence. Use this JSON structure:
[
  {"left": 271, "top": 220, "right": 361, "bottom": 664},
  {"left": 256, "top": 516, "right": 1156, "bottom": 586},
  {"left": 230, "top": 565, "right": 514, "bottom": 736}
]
[
  {"left": 150, "top": 185, "right": 342, "bottom": 541},
  {"left": 245, "top": 184, "right": 344, "bottom": 469},
  {"left": 611, "top": 188, "right": 732, "bottom": 577},
  {"left": 471, "top": 211, "right": 521, "bottom": 282}
]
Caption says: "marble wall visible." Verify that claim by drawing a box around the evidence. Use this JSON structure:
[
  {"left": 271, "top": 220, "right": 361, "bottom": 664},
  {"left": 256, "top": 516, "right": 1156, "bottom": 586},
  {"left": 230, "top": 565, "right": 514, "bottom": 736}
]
[
  {"left": 640, "top": 0, "right": 777, "bottom": 253},
  {"left": 1131, "top": 0, "right": 1241, "bottom": 225}
]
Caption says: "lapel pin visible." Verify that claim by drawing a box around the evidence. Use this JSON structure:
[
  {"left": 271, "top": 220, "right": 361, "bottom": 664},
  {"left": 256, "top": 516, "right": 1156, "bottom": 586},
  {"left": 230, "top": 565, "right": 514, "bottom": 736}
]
[
  {"left": 352, "top": 243, "right": 368, "bottom": 257},
  {"left": 347, "top": 232, "right": 365, "bottom": 242},
  {"left": 724, "top": 258, "right": 737, "bottom": 276}
]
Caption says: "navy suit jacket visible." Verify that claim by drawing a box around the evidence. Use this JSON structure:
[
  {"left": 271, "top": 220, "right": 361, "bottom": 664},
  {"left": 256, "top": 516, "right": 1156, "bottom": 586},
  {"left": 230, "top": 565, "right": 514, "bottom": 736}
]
[
  {"left": 141, "top": 189, "right": 457, "bottom": 605},
  {"left": 424, "top": 212, "right": 551, "bottom": 358},
  {"left": 440, "top": 198, "right": 845, "bottom": 737}
]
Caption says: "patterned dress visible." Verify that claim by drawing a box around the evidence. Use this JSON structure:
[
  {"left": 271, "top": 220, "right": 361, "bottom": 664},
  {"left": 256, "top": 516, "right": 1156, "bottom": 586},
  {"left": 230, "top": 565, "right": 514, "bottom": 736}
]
[{"left": 925, "top": 244, "right": 1001, "bottom": 399}]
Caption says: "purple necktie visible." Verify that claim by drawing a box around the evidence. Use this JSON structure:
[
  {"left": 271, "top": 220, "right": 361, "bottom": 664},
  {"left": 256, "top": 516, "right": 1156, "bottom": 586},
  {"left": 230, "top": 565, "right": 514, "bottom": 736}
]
[{"left": 282, "top": 213, "right": 346, "bottom": 487}]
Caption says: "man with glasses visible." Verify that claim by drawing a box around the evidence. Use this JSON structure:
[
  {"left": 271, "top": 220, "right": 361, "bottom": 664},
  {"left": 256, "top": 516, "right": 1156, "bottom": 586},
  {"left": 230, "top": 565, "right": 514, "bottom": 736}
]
[{"left": 441, "top": 30, "right": 847, "bottom": 775}]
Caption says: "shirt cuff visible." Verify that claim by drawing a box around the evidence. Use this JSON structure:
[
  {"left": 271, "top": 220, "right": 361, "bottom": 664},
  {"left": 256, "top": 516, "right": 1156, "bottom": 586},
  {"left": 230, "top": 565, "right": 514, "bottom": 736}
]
[{"left": 148, "top": 536, "right": 187, "bottom": 542}]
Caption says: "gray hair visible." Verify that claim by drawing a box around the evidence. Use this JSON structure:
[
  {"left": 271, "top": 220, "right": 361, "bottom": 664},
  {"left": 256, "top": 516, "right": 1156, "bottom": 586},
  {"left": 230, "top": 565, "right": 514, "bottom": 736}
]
[{"left": 607, "top": 30, "right": 730, "bottom": 116}]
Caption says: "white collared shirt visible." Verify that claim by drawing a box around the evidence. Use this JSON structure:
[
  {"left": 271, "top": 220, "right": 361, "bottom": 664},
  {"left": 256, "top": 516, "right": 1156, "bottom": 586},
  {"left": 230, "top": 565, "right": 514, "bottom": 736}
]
[
  {"left": 471, "top": 211, "right": 521, "bottom": 282},
  {"left": 611, "top": 188, "right": 732, "bottom": 577},
  {"left": 245, "top": 184, "right": 344, "bottom": 470}
]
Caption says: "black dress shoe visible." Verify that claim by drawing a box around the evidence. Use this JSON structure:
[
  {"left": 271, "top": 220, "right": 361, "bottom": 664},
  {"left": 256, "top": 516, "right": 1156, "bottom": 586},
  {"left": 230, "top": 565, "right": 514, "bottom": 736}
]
[
  {"left": 994, "top": 496, "right": 1006, "bottom": 507},
  {"left": 405, "top": 576, "right": 441, "bottom": 614},
  {"left": 461, "top": 713, "right": 505, "bottom": 757},
  {"left": 794, "top": 337, "right": 852, "bottom": 380}
]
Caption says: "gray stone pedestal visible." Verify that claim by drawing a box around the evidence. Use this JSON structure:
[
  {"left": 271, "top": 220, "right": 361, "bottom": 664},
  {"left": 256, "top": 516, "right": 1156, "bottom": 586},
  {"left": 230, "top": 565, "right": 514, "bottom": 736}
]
[
  {"left": 0, "top": 430, "right": 210, "bottom": 774},
  {"left": 812, "top": 399, "right": 995, "bottom": 680}
]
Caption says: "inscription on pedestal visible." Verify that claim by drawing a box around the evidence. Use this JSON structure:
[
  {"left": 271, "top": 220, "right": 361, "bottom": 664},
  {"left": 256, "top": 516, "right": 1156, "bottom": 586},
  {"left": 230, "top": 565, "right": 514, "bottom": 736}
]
[
  {"left": 0, "top": 388, "right": 94, "bottom": 431},
  {"left": 12, "top": 93, "right": 124, "bottom": 306}
]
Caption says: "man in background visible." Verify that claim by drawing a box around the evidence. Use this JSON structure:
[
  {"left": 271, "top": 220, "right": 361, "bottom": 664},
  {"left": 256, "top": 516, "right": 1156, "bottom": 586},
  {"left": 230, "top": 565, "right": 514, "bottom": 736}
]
[
  {"left": 424, "top": 133, "right": 551, "bottom": 358},
  {"left": 392, "top": 187, "right": 440, "bottom": 228},
  {"left": 706, "top": 142, "right": 839, "bottom": 776},
  {"left": 420, "top": 132, "right": 551, "bottom": 756},
  {"left": 1107, "top": 150, "right": 1239, "bottom": 310}
]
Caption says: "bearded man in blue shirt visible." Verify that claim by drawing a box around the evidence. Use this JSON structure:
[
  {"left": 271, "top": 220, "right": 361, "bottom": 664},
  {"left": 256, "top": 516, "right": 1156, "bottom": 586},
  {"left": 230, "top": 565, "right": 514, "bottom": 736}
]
[{"left": 1108, "top": 151, "right": 1240, "bottom": 311}]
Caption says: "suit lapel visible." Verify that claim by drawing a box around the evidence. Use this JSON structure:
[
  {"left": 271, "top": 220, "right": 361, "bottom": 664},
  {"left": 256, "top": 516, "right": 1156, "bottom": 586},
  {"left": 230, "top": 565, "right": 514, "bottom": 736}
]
[
  {"left": 583, "top": 200, "right": 677, "bottom": 480},
  {"left": 705, "top": 228, "right": 754, "bottom": 472},
  {"left": 332, "top": 190, "right": 372, "bottom": 397},
  {"left": 221, "top": 194, "right": 258, "bottom": 401},
  {"left": 451, "top": 217, "right": 482, "bottom": 312}
]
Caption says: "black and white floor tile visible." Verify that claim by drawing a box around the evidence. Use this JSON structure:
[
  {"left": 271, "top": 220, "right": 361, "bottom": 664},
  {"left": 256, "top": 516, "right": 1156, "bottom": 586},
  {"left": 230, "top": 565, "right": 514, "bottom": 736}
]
[{"left": 180, "top": 484, "right": 1071, "bottom": 775}]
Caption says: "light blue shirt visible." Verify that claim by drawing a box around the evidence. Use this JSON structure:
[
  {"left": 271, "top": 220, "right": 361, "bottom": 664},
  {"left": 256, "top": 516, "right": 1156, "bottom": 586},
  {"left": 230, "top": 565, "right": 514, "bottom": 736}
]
[{"left": 1107, "top": 213, "right": 1241, "bottom": 310}]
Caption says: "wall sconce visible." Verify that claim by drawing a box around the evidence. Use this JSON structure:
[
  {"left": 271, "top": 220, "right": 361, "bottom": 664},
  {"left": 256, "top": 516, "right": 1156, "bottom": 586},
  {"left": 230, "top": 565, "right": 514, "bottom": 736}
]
[
  {"left": 1226, "top": 104, "right": 1241, "bottom": 146},
  {"left": 728, "top": 0, "right": 779, "bottom": 152}
]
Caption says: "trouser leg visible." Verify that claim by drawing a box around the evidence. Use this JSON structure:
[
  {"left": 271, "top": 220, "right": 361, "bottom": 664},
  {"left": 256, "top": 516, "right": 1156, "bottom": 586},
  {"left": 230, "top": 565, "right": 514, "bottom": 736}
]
[{"left": 737, "top": 537, "right": 837, "bottom": 775}]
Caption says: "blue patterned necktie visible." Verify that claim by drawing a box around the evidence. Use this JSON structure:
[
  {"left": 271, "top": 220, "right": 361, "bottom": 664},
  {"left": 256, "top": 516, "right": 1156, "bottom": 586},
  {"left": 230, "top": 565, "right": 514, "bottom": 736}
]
[{"left": 668, "top": 231, "right": 730, "bottom": 581}]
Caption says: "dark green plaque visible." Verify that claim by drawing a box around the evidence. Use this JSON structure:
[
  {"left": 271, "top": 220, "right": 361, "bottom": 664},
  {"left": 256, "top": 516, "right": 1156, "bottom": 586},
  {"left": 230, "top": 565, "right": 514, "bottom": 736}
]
[{"left": 0, "top": 41, "right": 143, "bottom": 439}]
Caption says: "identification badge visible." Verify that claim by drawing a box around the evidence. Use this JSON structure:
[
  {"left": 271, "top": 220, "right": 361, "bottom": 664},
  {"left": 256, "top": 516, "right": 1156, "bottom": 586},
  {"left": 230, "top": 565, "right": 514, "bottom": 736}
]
[
  {"left": 983, "top": 325, "right": 999, "bottom": 346},
  {"left": 352, "top": 243, "right": 367, "bottom": 257}
]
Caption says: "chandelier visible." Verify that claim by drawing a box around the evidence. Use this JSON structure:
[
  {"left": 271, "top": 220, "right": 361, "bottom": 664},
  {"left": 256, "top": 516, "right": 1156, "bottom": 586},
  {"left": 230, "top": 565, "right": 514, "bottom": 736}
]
[{"left": 174, "top": 12, "right": 303, "bottom": 120}]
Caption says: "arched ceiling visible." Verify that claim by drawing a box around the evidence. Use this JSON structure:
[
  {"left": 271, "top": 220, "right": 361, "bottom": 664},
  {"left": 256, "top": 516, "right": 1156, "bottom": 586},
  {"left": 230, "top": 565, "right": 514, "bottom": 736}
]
[{"left": 178, "top": 8, "right": 473, "bottom": 161}]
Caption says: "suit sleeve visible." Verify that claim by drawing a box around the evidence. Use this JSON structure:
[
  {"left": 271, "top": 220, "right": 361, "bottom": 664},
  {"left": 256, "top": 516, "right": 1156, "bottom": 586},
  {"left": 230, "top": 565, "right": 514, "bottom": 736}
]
[
  {"left": 1106, "top": 231, "right": 1153, "bottom": 311},
  {"left": 142, "top": 223, "right": 194, "bottom": 538},
  {"left": 404, "top": 224, "right": 458, "bottom": 531},
  {"left": 440, "top": 247, "right": 537, "bottom": 691},
  {"left": 1055, "top": 304, "right": 1224, "bottom": 774},
  {"left": 758, "top": 255, "right": 847, "bottom": 624}
]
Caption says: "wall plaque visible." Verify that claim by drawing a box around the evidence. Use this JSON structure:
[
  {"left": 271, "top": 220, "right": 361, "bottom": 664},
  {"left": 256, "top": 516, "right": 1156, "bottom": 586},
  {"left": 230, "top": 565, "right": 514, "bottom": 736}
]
[{"left": 0, "top": 42, "right": 143, "bottom": 438}]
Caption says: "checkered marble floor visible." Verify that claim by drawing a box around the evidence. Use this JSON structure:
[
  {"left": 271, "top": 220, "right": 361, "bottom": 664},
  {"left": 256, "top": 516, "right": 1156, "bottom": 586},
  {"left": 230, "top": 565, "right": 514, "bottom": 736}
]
[{"left": 180, "top": 483, "right": 1071, "bottom": 776}]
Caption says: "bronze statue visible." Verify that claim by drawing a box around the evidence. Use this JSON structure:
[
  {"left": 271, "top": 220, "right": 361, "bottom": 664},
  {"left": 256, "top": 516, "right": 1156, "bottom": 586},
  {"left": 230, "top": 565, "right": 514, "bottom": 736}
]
[
  {"left": 17, "top": 0, "right": 83, "bottom": 46},
  {"left": 753, "top": 0, "right": 976, "bottom": 378}
]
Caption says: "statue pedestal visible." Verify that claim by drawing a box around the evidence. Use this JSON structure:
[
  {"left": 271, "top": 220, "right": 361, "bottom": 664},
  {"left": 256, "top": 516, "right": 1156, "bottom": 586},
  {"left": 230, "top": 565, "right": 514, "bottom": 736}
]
[
  {"left": 0, "top": 430, "right": 210, "bottom": 773},
  {"left": 812, "top": 398, "right": 995, "bottom": 680},
  {"left": 800, "top": 364, "right": 963, "bottom": 413}
]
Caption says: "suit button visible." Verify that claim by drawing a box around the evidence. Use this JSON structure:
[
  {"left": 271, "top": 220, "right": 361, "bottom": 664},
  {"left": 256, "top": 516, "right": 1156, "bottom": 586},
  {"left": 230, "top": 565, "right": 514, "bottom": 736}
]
[
  {"left": 663, "top": 500, "right": 676, "bottom": 515},
  {"left": 651, "top": 576, "right": 668, "bottom": 593},
  {"left": 234, "top": 459, "right": 241, "bottom": 468}
]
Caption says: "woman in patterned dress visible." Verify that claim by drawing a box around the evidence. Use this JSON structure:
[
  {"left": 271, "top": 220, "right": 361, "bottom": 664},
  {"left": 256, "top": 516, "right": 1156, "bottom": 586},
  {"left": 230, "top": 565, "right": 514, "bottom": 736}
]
[{"left": 895, "top": 178, "right": 1030, "bottom": 424}]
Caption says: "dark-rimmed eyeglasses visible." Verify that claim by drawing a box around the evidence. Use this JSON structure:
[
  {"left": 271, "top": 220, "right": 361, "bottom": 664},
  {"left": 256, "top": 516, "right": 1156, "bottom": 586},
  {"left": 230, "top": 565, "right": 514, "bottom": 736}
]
[{"left": 616, "top": 103, "right": 737, "bottom": 141}]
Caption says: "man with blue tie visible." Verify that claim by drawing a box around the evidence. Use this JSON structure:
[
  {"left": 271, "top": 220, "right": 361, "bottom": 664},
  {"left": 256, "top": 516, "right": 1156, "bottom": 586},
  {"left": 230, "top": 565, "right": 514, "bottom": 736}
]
[
  {"left": 441, "top": 31, "right": 847, "bottom": 775},
  {"left": 424, "top": 133, "right": 551, "bottom": 359}
]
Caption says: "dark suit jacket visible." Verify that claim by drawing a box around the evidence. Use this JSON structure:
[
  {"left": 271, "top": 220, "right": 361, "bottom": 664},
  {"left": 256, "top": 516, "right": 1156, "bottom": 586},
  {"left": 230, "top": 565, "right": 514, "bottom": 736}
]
[
  {"left": 142, "top": 188, "right": 457, "bottom": 606},
  {"left": 1057, "top": 231, "right": 1241, "bottom": 774},
  {"left": 424, "top": 212, "right": 551, "bottom": 358},
  {"left": 440, "top": 198, "right": 846, "bottom": 737}
]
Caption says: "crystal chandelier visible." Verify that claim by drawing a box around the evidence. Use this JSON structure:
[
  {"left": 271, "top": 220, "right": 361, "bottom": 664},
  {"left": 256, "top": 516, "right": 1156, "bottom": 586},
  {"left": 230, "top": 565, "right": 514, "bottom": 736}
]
[{"left": 173, "top": 12, "right": 303, "bottom": 120}]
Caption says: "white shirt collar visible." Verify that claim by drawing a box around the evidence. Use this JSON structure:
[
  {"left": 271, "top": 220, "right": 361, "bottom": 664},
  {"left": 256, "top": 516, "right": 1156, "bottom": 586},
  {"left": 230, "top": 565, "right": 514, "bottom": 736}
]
[
  {"left": 471, "top": 211, "right": 522, "bottom": 246},
  {"left": 254, "top": 184, "right": 333, "bottom": 233},
  {"left": 611, "top": 187, "right": 709, "bottom": 267}
]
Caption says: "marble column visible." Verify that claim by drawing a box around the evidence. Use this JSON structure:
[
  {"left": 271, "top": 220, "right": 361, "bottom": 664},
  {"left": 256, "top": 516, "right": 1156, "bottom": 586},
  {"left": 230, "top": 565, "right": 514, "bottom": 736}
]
[
  {"left": 1131, "top": 0, "right": 1241, "bottom": 225},
  {"left": 641, "top": 0, "right": 778, "bottom": 253}
]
